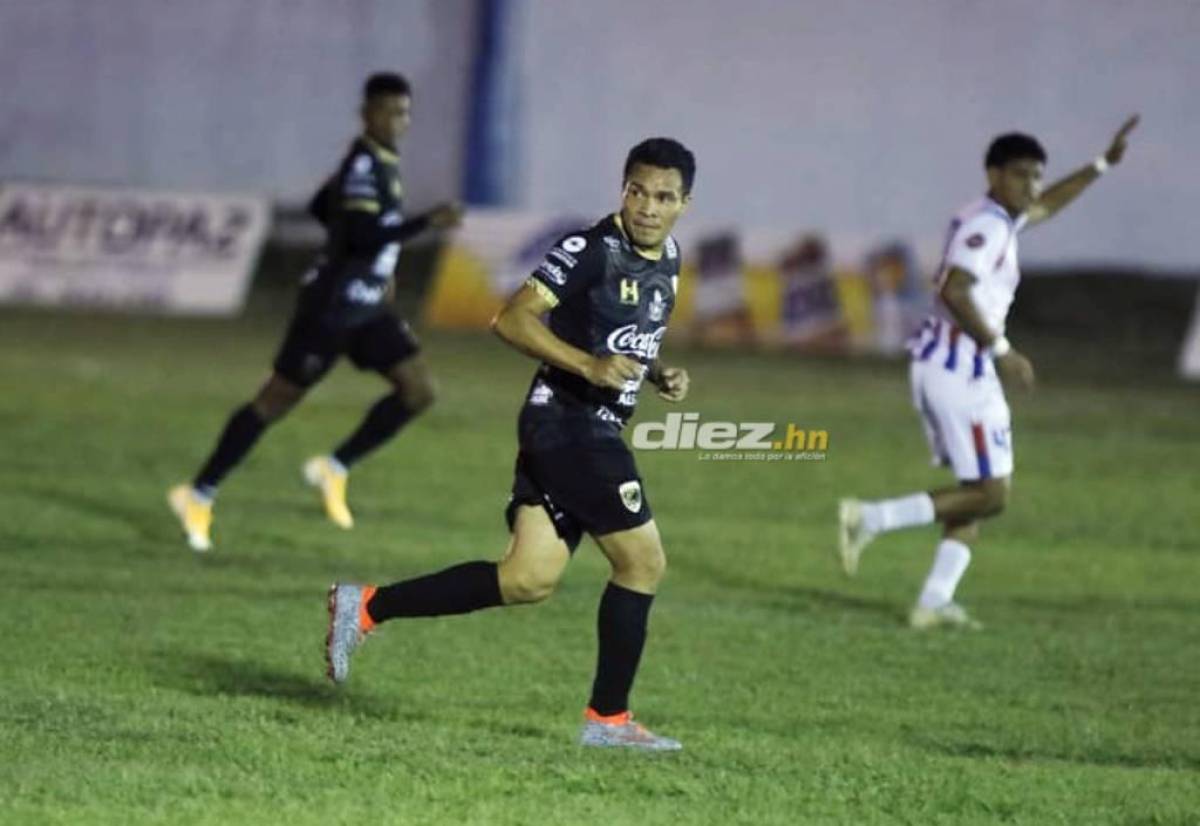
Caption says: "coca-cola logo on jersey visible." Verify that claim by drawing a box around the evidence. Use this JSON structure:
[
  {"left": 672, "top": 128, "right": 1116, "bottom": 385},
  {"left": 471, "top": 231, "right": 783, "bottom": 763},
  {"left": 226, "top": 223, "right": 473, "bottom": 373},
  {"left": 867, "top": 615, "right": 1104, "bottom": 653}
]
[{"left": 606, "top": 325, "right": 666, "bottom": 359}]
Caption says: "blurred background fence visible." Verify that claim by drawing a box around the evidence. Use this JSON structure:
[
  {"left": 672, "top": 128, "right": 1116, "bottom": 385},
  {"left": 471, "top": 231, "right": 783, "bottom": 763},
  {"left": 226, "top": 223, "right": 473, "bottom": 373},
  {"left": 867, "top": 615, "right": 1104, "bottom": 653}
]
[{"left": 2, "top": 0, "right": 1198, "bottom": 376}]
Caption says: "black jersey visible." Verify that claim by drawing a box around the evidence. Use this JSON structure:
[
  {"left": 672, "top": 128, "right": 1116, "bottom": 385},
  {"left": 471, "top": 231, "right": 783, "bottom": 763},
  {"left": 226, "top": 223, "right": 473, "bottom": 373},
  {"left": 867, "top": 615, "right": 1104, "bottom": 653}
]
[
  {"left": 518, "top": 215, "right": 680, "bottom": 447},
  {"left": 298, "top": 136, "right": 424, "bottom": 327}
]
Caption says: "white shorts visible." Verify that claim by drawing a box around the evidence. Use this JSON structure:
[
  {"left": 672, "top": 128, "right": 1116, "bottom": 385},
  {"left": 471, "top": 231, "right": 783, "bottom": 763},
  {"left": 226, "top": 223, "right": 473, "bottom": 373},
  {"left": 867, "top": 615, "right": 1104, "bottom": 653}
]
[{"left": 910, "top": 359, "right": 1012, "bottom": 481}]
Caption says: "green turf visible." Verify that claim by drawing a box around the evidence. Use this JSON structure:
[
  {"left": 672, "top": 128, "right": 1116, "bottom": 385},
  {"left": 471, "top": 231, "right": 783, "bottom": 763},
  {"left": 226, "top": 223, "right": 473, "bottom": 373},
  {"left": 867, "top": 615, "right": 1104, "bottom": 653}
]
[{"left": 1, "top": 307, "right": 1197, "bottom": 825}]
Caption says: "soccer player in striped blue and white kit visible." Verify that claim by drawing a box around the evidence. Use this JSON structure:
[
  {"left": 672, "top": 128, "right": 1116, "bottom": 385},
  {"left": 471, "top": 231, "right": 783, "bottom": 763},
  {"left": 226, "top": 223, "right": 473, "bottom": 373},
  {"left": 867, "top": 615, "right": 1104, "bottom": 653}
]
[{"left": 839, "top": 116, "right": 1139, "bottom": 629}]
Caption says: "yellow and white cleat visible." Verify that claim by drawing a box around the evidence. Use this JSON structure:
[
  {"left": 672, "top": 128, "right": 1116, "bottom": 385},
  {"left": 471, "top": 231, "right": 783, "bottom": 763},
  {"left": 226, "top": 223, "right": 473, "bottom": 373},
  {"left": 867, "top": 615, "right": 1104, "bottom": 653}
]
[
  {"left": 303, "top": 456, "right": 354, "bottom": 529},
  {"left": 837, "top": 498, "right": 875, "bottom": 577},
  {"left": 908, "top": 601, "right": 983, "bottom": 631},
  {"left": 167, "top": 484, "right": 213, "bottom": 552}
]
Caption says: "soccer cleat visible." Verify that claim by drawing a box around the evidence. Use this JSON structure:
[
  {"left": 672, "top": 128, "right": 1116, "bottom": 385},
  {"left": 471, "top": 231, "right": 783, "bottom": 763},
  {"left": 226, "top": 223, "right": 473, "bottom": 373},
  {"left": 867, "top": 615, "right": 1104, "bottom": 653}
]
[
  {"left": 908, "top": 601, "right": 983, "bottom": 631},
  {"left": 838, "top": 498, "right": 875, "bottom": 576},
  {"left": 304, "top": 456, "right": 354, "bottom": 529},
  {"left": 167, "top": 484, "right": 213, "bottom": 552},
  {"left": 325, "top": 583, "right": 376, "bottom": 684},
  {"left": 579, "top": 708, "right": 682, "bottom": 751}
]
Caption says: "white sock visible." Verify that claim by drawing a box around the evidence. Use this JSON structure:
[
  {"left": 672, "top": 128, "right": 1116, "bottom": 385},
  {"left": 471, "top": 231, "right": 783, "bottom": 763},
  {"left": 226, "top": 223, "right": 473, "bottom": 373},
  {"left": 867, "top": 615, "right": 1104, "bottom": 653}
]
[
  {"left": 327, "top": 456, "right": 348, "bottom": 476},
  {"left": 861, "top": 493, "right": 935, "bottom": 534},
  {"left": 917, "top": 539, "right": 971, "bottom": 610}
]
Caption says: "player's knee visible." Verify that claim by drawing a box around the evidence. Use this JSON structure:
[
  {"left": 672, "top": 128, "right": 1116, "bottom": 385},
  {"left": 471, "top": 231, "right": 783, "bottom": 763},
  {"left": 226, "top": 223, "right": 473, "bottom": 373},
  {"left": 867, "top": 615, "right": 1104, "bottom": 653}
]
[
  {"left": 253, "top": 376, "right": 305, "bottom": 422},
  {"left": 499, "top": 551, "right": 564, "bottom": 604},
  {"left": 403, "top": 378, "right": 436, "bottom": 414},
  {"left": 503, "top": 567, "right": 560, "bottom": 604},
  {"left": 980, "top": 478, "right": 1010, "bottom": 517},
  {"left": 252, "top": 393, "right": 297, "bottom": 422},
  {"left": 614, "top": 543, "right": 667, "bottom": 587},
  {"left": 945, "top": 520, "right": 980, "bottom": 543}
]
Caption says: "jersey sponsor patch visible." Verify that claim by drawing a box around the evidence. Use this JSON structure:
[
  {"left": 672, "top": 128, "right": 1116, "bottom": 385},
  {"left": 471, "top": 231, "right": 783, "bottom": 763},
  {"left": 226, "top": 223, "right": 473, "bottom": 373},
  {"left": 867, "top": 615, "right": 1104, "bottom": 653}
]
[
  {"left": 561, "top": 235, "right": 587, "bottom": 253},
  {"left": 548, "top": 248, "right": 577, "bottom": 268},
  {"left": 965, "top": 233, "right": 986, "bottom": 249},
  {"left": 529, "top": 380, "right": 554, "bottom": 405},
  {"left": 536, "top": 260, "right": 569, "bottom": 285},
  {"left": 606, "top": 324, "right": 666, "bottom": 360},
  {"left": 648, "top": 289, "right": 666, "bottom": 322},
  {"left": 345, "top": 278, "right": 388, "bottom": 305},
  {"left": 596, "top": 405, "right": 623, "bottom": 424}
]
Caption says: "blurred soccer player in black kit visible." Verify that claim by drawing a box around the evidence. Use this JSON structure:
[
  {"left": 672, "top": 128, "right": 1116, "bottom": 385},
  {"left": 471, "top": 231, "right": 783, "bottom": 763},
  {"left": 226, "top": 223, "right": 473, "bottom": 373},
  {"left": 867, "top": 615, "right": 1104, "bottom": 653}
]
[
  {"left": 326, "top": 138, "right": 696, "bottom": 750},
  {"left": 168, "top": 73, "right": 462, "bottom": 552}
]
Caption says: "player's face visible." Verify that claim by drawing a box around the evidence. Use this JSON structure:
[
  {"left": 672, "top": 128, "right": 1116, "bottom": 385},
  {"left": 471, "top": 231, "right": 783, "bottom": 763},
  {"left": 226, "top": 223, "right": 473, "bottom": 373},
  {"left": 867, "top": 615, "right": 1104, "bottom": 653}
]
[
  {"left": 620, "top": 164, "right": 690, "bottom": 251},
  {"left": 362, "top": 94, "right": 412, "bottom": 149},
  {"left": 987, "top": 157, "right": 1044, "bottom": 215}
]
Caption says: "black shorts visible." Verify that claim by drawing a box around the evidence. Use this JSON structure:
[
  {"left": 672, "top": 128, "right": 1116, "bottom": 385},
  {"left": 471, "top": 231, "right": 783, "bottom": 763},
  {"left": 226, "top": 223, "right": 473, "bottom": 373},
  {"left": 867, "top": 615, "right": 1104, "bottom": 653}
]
[
  {"left": 504, "top": 438, "right": 652, "bottom": 552},
  {"left": 272, "top": 311, "right": 420, "bottom": 387}
]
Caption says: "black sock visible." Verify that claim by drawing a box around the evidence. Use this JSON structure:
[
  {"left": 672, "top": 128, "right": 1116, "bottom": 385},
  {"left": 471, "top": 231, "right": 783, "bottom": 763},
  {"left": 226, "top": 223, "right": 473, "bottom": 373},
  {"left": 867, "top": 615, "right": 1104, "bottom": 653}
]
[
  {"left": 366, "top": 561, "right": 502, "bottom": 622},
  {"left": 588, "top": 582, "right": 655, "bottom": 716},
  {"left": 332, "top": 393, "right": 413, "bottom": 469},
  {"left": 193, "top": 404, "right": 267, "bottom": 493}
]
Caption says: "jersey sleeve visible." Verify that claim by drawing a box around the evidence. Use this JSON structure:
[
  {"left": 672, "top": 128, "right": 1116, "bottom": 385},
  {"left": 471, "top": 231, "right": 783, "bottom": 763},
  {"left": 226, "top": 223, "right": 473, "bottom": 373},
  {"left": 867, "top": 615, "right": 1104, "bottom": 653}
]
[
  {"left": 338, "top": 152, "right": 383, "bottom": 214},
  {"left": 525, "top": 232, "right": 603, "bottom": 307},
  {"left": 943, "top": 212, "right": 1008, "bottom": 283}
]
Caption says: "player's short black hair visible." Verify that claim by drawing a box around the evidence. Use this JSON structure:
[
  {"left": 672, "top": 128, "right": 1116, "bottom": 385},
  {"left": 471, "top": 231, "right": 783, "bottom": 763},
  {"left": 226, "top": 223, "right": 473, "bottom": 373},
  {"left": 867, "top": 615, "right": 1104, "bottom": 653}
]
[
  {"left": 985, "top": 133, "right": 1047, "bottom": 169},
  {"left": 624, "top": 138, "right": 696, "bottom": 195},
  {"left": 363, "top": 72, "right": 411, "bottom": 101}
]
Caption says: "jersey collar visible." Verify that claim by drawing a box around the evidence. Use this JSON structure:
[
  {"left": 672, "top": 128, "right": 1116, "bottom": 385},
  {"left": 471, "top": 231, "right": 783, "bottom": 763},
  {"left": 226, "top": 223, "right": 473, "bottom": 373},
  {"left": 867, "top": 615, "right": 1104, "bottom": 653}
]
[
  {"left": 360, "top": 134, "right": 400, "bottom": 166},
  {"left": 983, "top": 194, "right": 1021, "bottom": 225},
  {"left": 611, "top": 213, "right": 664, "bottom": 262}
]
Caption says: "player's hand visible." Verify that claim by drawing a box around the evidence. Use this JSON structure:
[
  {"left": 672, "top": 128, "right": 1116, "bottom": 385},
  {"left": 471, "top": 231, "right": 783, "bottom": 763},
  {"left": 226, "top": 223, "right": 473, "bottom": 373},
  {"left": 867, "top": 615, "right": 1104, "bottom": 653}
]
[
  {"left": 996, "top": 349, "right": 1035, "bottom": 392},
  {"left": 427, "top": 202, "right": 464, "bottom": 229},
  {"left": 656, "top": 366, "right": 689, "bottom": 402},
  {"left": 584, "top": 354, "right": 643, "bottom": 390},
  {"left": 1104, "top": 114, "right": 1140, "bottom": 166}
]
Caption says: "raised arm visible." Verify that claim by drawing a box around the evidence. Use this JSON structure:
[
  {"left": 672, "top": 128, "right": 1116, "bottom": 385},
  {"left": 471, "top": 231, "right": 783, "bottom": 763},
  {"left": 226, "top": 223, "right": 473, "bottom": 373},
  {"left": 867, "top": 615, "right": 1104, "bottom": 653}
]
[{"left": 1025, "top": 114, "right": 1139, "bottom": 227}]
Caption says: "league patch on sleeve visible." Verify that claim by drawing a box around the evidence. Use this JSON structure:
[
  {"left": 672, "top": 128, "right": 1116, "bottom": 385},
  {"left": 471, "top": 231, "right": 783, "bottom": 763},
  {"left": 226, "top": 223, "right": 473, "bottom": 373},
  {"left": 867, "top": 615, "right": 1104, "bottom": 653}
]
[
  {"left": 965, "top": 233, "right": 986, "bottom": 249},
  {"left": 343, "top": 154, "right": 377, "bottom": 198}
]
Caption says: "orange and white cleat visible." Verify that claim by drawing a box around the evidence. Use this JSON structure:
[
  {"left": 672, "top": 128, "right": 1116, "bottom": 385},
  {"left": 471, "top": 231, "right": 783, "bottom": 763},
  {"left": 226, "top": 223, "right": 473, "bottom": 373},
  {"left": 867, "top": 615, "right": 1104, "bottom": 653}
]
[
  {"left": 325, "top": 583, "right": 377, "bottom": 684},
  {"left": 579, "top": 708, "right": 682, "bottom": 751}
]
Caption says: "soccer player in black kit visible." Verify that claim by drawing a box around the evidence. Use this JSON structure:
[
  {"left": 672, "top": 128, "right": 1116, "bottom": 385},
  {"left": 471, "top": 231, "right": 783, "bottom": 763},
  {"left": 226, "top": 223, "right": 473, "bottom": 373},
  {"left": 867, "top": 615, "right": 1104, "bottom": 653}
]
[
  {"left": 326, "top": 138, "right": 696, "bottom": 750},
  {"left": 168, "top": 73, "right": 461, "bottom": 551}
]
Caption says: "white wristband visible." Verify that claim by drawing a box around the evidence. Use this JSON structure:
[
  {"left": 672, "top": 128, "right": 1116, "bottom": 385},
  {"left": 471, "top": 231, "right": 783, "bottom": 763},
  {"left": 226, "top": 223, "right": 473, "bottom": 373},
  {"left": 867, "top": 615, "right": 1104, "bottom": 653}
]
[
  {"left": 991, "top": 335, "right": 1012, "bottom": 357},
  {"left": 1092, "top": 155, "right": 1110, "bottom": 174}
]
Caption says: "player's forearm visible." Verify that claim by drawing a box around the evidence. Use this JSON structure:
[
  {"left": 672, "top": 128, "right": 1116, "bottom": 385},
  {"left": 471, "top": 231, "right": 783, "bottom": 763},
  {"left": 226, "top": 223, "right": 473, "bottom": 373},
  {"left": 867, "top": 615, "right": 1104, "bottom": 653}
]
[
  {"left": 940, "top": 281, "right": 999, "bottom": 348},
  {"left": 1031, "top": 163, "right": 1102, "bottom": 221},
  {"left": 342, "top": 212, "right": 430, "bottom": 253},
  {"left": 646, "top": 360, "right": 664, "bottom": 387},
  {"left": 492, "top": 306, "right": 593, "bottom": 377}
]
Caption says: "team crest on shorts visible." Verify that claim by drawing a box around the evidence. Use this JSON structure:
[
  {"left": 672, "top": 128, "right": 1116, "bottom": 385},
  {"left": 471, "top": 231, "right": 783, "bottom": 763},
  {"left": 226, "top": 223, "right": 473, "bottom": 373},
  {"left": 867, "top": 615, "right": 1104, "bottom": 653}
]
[{"left": 618, "top": 480, "right": 643, "bottom": 513}]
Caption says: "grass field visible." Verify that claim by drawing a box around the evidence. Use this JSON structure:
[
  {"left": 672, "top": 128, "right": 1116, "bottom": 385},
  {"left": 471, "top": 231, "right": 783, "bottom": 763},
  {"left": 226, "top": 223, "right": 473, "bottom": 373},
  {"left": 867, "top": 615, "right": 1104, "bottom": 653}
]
[{"left": 1, "top": 306, "right": 1197, "bottom": 825}]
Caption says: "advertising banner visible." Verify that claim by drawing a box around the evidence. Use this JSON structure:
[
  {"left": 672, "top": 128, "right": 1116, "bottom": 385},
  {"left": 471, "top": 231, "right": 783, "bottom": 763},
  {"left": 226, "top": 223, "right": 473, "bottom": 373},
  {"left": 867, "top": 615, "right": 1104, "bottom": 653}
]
[{"left": 0, "top": 182, "right": 271, "bottom": 315}]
